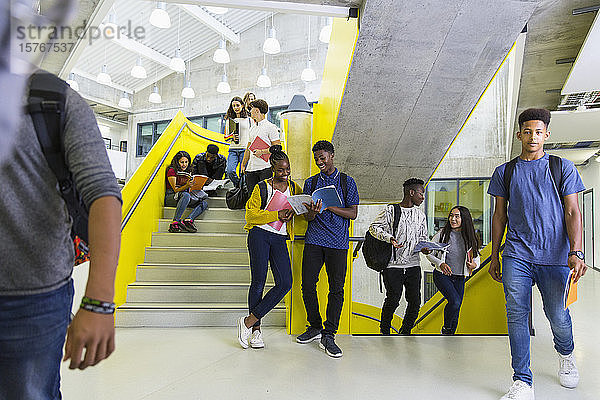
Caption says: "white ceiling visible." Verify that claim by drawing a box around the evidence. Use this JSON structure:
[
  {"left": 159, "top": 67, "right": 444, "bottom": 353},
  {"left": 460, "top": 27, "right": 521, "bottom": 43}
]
[
  {"left": 72, "top": 0, "right": 269, "bottom": 93},
  {"left": 547, "top": 148, "right": 599, "bottom": 165},
  {"left": 548, "top": 108, "right": 600, "bottom": 143}
]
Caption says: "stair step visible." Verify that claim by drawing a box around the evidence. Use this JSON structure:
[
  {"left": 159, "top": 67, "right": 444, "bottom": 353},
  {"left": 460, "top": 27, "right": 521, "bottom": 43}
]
[
  {"left": 163, "top": 207, "right": 245, "bottom": 221},
  {"left": 126, "top": 282, "right": 270, "bottom": 303},
  {"left": 158, "top": 219, "right": 246, "bottom": 234},
  {"left": 151, "top": 232, "right": 247, "bottom": 248},
  {"left": 145, "top": 247, "right": 249, "bottom": 264},
  {"left": 136, "top": 264, "right": 273, "bottom": 283},
  {"left": 115, "top": 303, "right": 285, "bottom": 327}
]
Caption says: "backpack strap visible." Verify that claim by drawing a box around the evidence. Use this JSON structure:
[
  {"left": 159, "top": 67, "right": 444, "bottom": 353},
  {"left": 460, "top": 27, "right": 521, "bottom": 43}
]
[
  {"left": 258, "top": 180, "right": 268, "bottom": 210},
  {"left": 549, "top": 155, "right": 564, "bottom": 207},
  {"left": 289, "top": 179, "right": 296, "bottom": 195},
  {"left": 310, "top": 174, "right": 318, "bottom": 193},
  {"left": 340, "top": 172, "right": 348, "bottom": 206},
  {"left": 391, "top": 203, "right": 402, "bottom": 262},
  {"left": 503, "top": 156, "right": 519, "bottom": 202}
]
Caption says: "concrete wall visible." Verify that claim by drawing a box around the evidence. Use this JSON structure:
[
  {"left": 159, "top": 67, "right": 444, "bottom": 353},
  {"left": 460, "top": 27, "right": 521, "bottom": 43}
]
[
  {"left": 125, "top": 13, "right": 329, "bottom": 178},
  {"left": 96, "top": 117, "right": 128, "bottom": 152},
  {"left": 578, "top": 162, "right": 600, "bottom": 271}
]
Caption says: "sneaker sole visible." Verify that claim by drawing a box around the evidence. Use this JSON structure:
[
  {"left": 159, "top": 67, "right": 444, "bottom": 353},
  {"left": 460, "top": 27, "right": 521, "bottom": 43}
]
[
  {"left": 296, "top": 334, "right": 322, "bottom": 344},
  {"left": 319, "top": 342, "right": 342, "bottom": 358},
  {"left": 250, "top": 342, "right": 265, "bottom": 349},
  {"left": 237, "top": 317, "right": 249, "bottom": 349}
]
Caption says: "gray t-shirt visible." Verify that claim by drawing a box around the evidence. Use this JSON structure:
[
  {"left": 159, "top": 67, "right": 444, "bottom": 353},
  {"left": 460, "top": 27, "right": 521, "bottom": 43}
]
[
  {"left": 0, "top": 82, "right": 122, "bottom": 295},
  {"left": 445, "top": 231, "right": 466, "bottom": 276}
]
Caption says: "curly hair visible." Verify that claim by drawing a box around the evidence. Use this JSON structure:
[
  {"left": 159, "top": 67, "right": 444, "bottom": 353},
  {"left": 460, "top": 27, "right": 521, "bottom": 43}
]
[
  {"left": 518, "top": 108, "right": 551, "bottom": 129},
  {"left": 269, "top": 144, "right": 289, "bottom": 167},
  {"left": 403, "top": 178, "right": 425, "bottom": 194},
  {"left": 312, "top": 140, "right": 334, "bottom": 154}
]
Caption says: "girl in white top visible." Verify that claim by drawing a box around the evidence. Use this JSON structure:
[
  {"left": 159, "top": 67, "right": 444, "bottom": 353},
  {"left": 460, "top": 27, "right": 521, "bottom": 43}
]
[
  {"left": 426, "top": 206, "right": 480, "bottom": 334},
  {"left": 224, "top": 97, "right": 252, "bottom": 187}
]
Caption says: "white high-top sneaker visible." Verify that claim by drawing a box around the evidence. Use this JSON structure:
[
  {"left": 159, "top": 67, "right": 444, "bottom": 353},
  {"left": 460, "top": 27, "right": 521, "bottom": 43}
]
[
  {"left": 558, "top": 352, "right": 579, "bottom": 388},
  {"left": 249, "top": 330, "right": 265, "bottom": 348},
  {"left": 500, "top": 380, "right": 534, "bottom": 400}
]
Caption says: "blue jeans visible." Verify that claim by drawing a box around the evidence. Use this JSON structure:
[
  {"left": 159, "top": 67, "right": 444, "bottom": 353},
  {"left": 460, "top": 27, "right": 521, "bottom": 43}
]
[
  {"left": 502, "top": 256, "right": 574, "bottom": 385},
  {"left": 432, "top": 269, "right": 465, "bottom": 334},
  {"left": 165, "top": 191, "right": 208, "bottom": 221},
  {"left": 0, "top": 280, "right": 74, "bottom": 400},
  {"left": 247, "top": 227, "right": 292, "bottom": 327},
  {"left": 226, "top": 149, "right": 246, "bottom": 187}
]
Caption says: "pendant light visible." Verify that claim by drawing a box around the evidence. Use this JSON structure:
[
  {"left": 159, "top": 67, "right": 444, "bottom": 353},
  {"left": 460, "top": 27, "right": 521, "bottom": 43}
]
[
  {"left": 96, "top": 47, "right": 112, "bottom": 85},
  {"left": 217, "top": 65, "right": 231, "bottom": 93},
  {"left": 66, "top": 73, "right": 79, "bottom": 91},
  {"left": 149, "top": 85, "right": 161, "bottom": 103},
  {"left": 301, "top": 16, "right": 316, "bottom": 82},
  {"left": 213, "top": 39, "right": 230, "bottom": 64},
  {"left": 256, "top": 53, "right": 271, "bottom": 88},
  {"left": 169, "top": 9, "right": 186, "bottom": 73},
  {"left": 181, "top": 41, "right": 195, "bottom": 98},
  {"left": 319, "top": 17, "right": 333, "bottom": 43},
  {"left": 118, "top": 92, "right": 132, "bottom": 108},
  {"left": 205, "top": 6, "right": 228, "bottom": 14},
  {"left": 131, "top": 56, "right": 147, "bottom": 78},
  {"left": 262, "top": 13, "right": 280, "bottom": 55},
  {"left": 150, "top": 2, "right": 170, "bottom": 29},
  {"left": 149, "top": 66, "right": 162, "bottom": 103}
]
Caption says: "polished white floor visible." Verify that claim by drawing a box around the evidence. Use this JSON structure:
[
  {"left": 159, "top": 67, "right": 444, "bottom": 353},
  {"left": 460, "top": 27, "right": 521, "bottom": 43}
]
[{"left": 62, "top": 269, "right": 600, "bottom": 400}]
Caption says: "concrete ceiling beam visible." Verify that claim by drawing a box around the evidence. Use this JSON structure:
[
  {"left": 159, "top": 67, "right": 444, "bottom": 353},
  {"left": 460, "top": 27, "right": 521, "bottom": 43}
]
[
  {"left": 71, "top": 67, "right": 134, "bottom": 94},
  {"left": 178, "top": 5, "right": 241, "bottom": 44},
  {"left": 111, "top": 36, "right": 172, "bottom": 68},
  {"left": 149, "top": 0, "right": 351, "bottom": 17}
]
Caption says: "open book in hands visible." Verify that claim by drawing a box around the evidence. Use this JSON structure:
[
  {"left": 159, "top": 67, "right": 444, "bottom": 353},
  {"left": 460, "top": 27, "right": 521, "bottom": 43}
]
[
  {"left": 286, "top": 185, "right": 342, "bottom": 214},
  {"left": 176, "top": 171, "right": 208, "bottom": 190},
  {"left": 266, "top": 189, "right": 293, "bottom": 230}
]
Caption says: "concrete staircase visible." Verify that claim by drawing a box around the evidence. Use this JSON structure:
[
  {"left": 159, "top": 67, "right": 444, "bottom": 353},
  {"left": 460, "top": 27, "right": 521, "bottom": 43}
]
[{"left": 116, "top": 193, "right": 285, "bottom": 328}]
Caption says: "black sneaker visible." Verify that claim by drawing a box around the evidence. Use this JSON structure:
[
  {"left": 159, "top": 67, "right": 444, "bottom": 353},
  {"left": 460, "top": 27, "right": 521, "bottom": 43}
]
[
  {"left": 182, "top": 219, "right": 197, "bottom": 233},
  {"left": 296, "top": 327, "right": 322, "bottom": 344},
  {"left": 319, "top": 334, "right": 342, "bottom": 358},
  {"left": 168, "top": 221, "right": 184, "bottom": 233}
]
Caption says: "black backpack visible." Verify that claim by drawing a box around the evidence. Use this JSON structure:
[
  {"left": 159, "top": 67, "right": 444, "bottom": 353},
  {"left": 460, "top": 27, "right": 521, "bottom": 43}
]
[
  {"left": 362, "top": 204, "right": 402, "bottom": 272},
  {"left": 27, "top": 71, "right": 90, "bottom": 265},
  {"left": 226, "top": 173, "right": 249, "bottom": 210},
  {"left": 503, "top": 155, "right": 564, "bottom": 206}
]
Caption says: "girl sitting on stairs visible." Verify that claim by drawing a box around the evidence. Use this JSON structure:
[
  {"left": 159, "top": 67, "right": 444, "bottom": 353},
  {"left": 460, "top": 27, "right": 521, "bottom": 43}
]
[{"left": 164, "top": 151, "right": 208, "bottom": 233}]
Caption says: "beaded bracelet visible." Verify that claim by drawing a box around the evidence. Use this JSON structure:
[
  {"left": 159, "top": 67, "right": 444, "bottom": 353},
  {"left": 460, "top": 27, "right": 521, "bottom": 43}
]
[{"left": 80, "top": 296, "right": 116, "bottom": 315}]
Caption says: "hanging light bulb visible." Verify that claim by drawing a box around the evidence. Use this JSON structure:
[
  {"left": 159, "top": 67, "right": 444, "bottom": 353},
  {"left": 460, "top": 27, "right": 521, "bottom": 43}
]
[
  {"left": 104, "top": 11, "right": 118, "bottom": 38},
  {"left": 169, "top": 49, "right": 186, "bottom": 73},
  {"left": 256, "top": 67, "right": 271, "bottom": 88},
  {"left": 216, "top": 74, "right": 231, "bottom": 94},
  {"left": 263, "top": 27, "right": 280, "bottom": 54},
  {"left": 66, "top": 73, "right": 79, "bottom": 91},
  {"left": 149, "top": 2, "right": 170, "bottom": 29},
  {"left": 319, "top": 17, "right": 333, "bottom": 43},
  {"left": 130, "top": 56, "right": 147, "bottom": 79},
  {"left": 96, "top": 64, "right": 111, "bottom": 85},
  {"left": 205, "top": 6, "right": 228, "bottom": 14},
  {"left": 301, "top": 59, "right": 316, "bottom": 82},
  {"left": 148, "top": 85, "right": 162, "bottom": 103},
  {"left": 182, "top": 79, "right": 195, "bottom": 98},
  {"left": 118, "top": 92, "right": 132, "bottom": 108},
  {"left": 213, "top": 39, "right": 230, "bottom": 63}
]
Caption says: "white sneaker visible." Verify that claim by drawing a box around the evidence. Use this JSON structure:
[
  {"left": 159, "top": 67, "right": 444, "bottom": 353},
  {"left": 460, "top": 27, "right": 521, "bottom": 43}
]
[
  {"left": 500, "top": 380, "right": 534, "bottom": 400},
  {"left": 237, "top": 316, "right": 252, "bottom": 349},
  {"left": 249, "top": 330, "right": 265, "bottom": 348},
  {"left": 558, "top": 352, "right": 579, "bottom": 388}
]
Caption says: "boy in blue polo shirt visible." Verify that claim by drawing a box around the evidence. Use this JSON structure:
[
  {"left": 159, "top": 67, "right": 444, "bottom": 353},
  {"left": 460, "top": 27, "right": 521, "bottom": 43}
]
[
  {"left": 488, "top": 108, "right": 587, "bottom": 400},
  {"left": 295, "top": 140, "right": 359, "bottom": 358}
]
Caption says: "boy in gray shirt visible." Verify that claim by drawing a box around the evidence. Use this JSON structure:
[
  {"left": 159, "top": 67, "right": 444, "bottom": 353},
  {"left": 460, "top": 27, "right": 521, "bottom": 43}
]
[{"left": 0, "top": 71, "right": 122, "bottom": 399}]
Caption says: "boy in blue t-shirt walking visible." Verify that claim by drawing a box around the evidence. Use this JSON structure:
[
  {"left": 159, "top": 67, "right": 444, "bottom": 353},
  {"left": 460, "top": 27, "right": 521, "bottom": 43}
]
[
  {"left": 295, "top": 140, "right": 360, "bottom": 358},
  {"left": 488, "top": 108, "right": 587, "bottom": 400}
]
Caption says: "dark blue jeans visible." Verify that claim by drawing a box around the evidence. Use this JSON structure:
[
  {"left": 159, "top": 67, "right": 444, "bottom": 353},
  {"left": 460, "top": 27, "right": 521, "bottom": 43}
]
[
  {"left": 247, "top": 227, "right": 292, "bottom": 327},
  {"left": 502, "top": 256, "right": 573, "bottom": 386},
  {"left": 0, "top": 280, "right": 74, "bottom": 400},
  {"left": 432, "top": 269, "right": 465, "bottom": 334},
  {"left": 164, "top": 191, "right": 208, "bottom": 221}
]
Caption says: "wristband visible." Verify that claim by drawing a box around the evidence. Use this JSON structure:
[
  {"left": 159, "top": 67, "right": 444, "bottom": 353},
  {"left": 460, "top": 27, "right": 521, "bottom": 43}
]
[{"left": 80, "top": 296, "right": 115, "bottom": 315}]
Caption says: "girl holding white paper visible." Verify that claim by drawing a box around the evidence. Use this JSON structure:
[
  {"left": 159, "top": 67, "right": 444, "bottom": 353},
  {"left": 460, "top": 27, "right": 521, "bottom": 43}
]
[
  {"left": 237, "top": 145, "right": 301, "bottom": 349},
  {"left": 427, "top": 206, "right": 480, "bottom": 334}
]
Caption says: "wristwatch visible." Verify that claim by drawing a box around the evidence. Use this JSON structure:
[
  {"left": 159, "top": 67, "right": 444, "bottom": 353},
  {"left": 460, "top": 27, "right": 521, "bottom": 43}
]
[{"left": 568, "top": 250, "right": 584, "bottom": 261}]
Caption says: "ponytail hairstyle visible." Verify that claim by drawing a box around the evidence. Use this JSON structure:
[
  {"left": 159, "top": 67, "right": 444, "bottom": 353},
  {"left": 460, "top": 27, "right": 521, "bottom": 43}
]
[
  {"left": 269, "top": 144, "right": 289, "bottom": 167},
  {"left": 439, "top": 205, "right": 480, "bottom": 257},
  {"left": 169, "top": 150, "right": 192, "bottom": 173}
]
